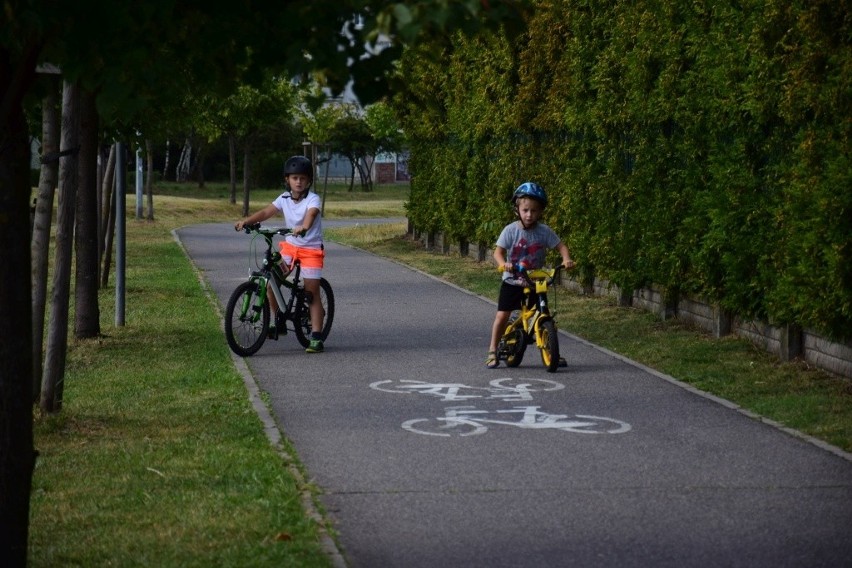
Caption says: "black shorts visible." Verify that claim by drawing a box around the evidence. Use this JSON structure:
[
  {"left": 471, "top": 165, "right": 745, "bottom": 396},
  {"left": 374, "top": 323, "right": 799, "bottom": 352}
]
[{"left": 497, "top": 281, "right": 534, "bottom": 312}]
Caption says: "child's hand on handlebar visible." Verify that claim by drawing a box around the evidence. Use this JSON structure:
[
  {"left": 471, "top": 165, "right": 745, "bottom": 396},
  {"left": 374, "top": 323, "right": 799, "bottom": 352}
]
[
  {"left": 234, "top": 221, "right": 261, "bottom": 233},
  {"left": 561, "top": 259, "right": 575, "bottom": 270}
]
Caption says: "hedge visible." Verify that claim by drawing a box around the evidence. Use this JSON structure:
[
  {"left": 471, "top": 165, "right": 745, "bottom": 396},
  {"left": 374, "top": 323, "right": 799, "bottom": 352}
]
[{"left": 392, "top": 0, "right": 851, "bottom": 340}]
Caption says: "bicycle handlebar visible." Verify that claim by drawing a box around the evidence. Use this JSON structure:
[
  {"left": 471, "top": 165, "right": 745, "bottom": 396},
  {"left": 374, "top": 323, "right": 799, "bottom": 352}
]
[
  {"left": 238, "top": 223, "right": 305, "bottom": 238},
  {"left": 497, "top": 264, "right": 566, "bottom": 275},
  {"left": 496, "top": 264, "right": 568, "bottom": 286}
]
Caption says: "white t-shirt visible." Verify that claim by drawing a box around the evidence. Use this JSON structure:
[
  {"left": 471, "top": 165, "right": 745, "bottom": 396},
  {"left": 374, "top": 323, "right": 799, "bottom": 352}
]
[{"left": 271, "top": 191, "right": 323, "bottom": 249}]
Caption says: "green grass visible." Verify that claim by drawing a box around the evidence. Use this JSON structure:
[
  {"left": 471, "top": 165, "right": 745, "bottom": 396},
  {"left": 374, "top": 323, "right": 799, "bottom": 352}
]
[
  {"left": 155, "top": 181, "right": 409, "bottom": 219},
  {"left": 30, "top": 183, "right": 851, "bottom": 565},
  {"left": 29, "top": 187, "right": 350, "bottom": 567},
  {"left": 326, "top": 224, "right": 852, "bottom": 454}
]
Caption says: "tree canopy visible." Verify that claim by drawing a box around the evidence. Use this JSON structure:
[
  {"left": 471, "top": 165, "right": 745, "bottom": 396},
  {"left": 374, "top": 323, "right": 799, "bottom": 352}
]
[{"left": 1, "top": 2, "right": 534, "bottom": 564}]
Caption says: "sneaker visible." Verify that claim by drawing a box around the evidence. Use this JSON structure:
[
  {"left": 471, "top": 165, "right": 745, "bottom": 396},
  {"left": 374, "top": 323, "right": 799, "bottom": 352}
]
[
  {"left": 306, "top": 339, "right": 324, "bottom": 353},
  {"left": 267, "top": 326, "right": 278, "bottom": 340}
]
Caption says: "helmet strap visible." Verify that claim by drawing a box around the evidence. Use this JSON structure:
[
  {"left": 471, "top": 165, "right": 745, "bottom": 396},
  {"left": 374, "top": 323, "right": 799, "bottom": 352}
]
[{"left": 286, "top": 177, "right": 313, "bottom": 200}]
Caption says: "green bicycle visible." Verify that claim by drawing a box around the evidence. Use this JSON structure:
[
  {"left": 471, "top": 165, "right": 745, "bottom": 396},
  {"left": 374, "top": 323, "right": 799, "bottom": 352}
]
[
  {"left": 496, "top": 265, "right": 565, "bottom": 373},
  {"left": 224, "top": 223, "right": 334, "bottom": 357}
]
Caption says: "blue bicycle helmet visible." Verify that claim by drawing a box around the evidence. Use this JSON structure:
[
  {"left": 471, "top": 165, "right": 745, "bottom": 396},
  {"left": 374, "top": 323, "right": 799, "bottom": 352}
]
[{"left": 512, "top": 182, "right": 547, "bottom": 208}]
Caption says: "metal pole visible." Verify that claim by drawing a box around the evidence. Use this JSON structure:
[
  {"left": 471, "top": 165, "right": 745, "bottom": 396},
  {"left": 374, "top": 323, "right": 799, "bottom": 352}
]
[{"left": 115, "top": 142, "right": 126, "bottom": 326}]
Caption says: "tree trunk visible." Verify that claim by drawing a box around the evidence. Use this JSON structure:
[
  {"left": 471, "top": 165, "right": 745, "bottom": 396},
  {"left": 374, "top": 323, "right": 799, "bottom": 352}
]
[
  {"left": 364, "top": 156, "right": 375, "bottom": 192},
  {"left": 145, "top": 139, "right": 154, "bottom": 220},
  {"left": 99, "top": 144, "right": 115, "bottom": 267},
  {"left": 193, "top": 138, "right": 206, "bottom": 188},
  {"left": 0, "top": 45, "right": 38, "bottom": 567},
  {"left": 321, "top": 145, "right": 330, "bottom": 217},
  {"left": 101, "top": 149, "right": 117, "bottom": 289},
  {"left": 242, "top": 142, "right": 252, "bottom": 217},
  {"left": 74, "top": 89, "right": 101, "bottom": 339},
  {"left": 31, "top": 83, "right": 60, "bottom": 400},
  {"left": 162, "top": 138, "right": 170, "bottom": 180},
  {"left": 228, "top": 133, "right": 237, "bottom": 204},
  {"left": 175, "top": 136, "right": 192, "bottom": 182},
  {"left": 42, "top": 80, "right": 80, "bottom": 414}
]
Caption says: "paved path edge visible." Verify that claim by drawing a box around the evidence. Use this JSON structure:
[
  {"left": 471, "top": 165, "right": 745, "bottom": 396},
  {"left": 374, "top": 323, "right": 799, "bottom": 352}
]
[{"left": 172, "top": 228, "right": 348, "bottom": 568}]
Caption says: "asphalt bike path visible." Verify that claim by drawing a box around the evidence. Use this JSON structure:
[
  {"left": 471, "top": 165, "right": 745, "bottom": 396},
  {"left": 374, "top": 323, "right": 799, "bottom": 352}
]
[{"left": 176, "top": 222, "right": 852, "bottom": 568}]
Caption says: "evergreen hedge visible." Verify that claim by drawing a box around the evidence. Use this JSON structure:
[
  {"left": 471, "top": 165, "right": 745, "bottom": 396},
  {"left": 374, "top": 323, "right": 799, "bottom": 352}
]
[{"left": 392, "top": 0, "right": 851, "bottom": 340}]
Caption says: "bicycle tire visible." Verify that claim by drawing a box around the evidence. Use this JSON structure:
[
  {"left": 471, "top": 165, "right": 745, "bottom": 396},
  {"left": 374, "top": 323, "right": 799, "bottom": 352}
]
[
  {"left": 539, "top": 319, "right": 560, "bottom": 372},
  {"left": 293, "top": 277, "right": 335, "bottom": 347},
  {"left": 224, "top": 281, "right": 269, "bottom": 357},
  {"left": 501, "top": 325, "right": 526, "bottom": 368}
]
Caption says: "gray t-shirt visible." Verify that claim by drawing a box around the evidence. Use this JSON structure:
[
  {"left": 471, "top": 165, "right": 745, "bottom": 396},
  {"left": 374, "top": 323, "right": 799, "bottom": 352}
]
[{"left": 496, "top": 221, "right": 561, "bottom": 285}]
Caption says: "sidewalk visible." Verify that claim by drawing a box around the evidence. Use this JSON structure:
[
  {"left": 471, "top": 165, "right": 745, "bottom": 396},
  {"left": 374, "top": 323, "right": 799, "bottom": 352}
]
[{"left": 177, "top": 222, "right": 852, "bottom": 568}]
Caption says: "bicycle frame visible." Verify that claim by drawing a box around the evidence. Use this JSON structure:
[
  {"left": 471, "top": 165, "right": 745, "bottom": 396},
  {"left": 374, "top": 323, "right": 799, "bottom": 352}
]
[
  {"left": 515, "top": 267, "right": 556, "bottom": 349},
  {"left": 237, "top": 228, "right": 303, "bottom": 333},
  {"left": 498, "top": 266, "right": 562, "bottom": 372},
  {"left": 225, "top": 223, "right": 334, "bottom": 356}
]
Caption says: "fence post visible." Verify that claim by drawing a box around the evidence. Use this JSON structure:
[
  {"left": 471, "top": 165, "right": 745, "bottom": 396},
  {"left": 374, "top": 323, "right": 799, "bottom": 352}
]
[
  {"left": 713, "top": 305, "right": 732, "bottom": 338},
  {"left": 459, "top": 238, "right": 469, "bottom": 258},
  {"left": 477, "top": 243, "right": 487, "bottom": 262},
  {"left": 779, "top": 324, "right": 803, "bottom": 361},
  {"left": 661, "top": 289, "right": 678, "bottom": 321}
]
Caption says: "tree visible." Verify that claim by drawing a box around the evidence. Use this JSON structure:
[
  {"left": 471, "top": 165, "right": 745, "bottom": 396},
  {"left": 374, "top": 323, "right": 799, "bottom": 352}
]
[
  {"left": 228, "top": 78, "right": 296, "bottom": 215},
  {"left": 299, "top": 93, "right": 349, "bottom": 212},
  {"left": 31, "top": 80, "right": 60, "bottom": 401},
  {"left": 191, "top": 77, "right": 295, "bottom": 208},
  {"left": 363, "top": 100, "right": 405, "bottom": 188},
  {"left": 327, "top": 101, "right": 403, "bottom": 192},
  {"left": 74, "top": 89, "right": 100, "bottom": 339},
  {"left": 329, "top": 110, "right": 374, "bottom": 191},
  {"left": 1, "top": 1, "right": 533, "bottom": 563},
  {"left": 40, "top": 80, "right": 79, "bottom": 414},
  {"left": 364, "top": 100, "right": 404, "bottom": 155}
]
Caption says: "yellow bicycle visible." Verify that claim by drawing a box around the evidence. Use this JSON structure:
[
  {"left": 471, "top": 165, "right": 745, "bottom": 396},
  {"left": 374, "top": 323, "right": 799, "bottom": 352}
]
[{"left": 497, "top": 265, "right": 565, "bottom": 373}]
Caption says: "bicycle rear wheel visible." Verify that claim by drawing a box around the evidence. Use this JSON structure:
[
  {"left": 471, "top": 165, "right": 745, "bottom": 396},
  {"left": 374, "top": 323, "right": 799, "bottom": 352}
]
[
  {"left": 225, "top": 281, "right": 269, "bottom": 356},
  {"left": 539, "top": 319, "right": 560, "bottom": 372},
  {"left": 294, "top": 277, "right": 335, "bottom": 347}
]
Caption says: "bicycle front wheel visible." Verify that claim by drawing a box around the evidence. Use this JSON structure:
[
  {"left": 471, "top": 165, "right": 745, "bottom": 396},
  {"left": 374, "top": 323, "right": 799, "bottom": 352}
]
[
  {"left": 539, "top": 319, "right": 560, "bottom": 372},
  {"left": 500, "top": 322, "right": 526, "bottom": 368},
  {"left": 224, "top": 281, "right": 269, "bottom": 356},
  {"left": 294, "top": 277, "right": 335, "bottom": 347}
]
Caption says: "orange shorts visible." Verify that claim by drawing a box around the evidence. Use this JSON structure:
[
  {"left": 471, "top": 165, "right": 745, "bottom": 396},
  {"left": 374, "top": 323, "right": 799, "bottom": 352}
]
[{"left": 279, "top": 241, "right": 324, "bottom": 279}]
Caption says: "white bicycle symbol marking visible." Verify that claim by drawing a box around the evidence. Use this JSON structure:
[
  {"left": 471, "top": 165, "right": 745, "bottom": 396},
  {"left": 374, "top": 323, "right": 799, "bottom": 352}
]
[
  {"left": 369, "top": 378, "right": 564, "bottom": 402},
  {"left": 401, "top": 405, "right": 632, "bottom": 437}
]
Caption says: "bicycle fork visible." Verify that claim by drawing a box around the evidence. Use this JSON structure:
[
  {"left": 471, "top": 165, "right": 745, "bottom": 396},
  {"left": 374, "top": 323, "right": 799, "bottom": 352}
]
[{"left": 236, "top": 274, "right": 268, "bottom": 323}]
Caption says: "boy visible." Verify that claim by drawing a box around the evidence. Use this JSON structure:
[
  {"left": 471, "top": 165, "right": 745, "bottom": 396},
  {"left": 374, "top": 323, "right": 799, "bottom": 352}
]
[
  {"left": 486, "top": 182, "right": 574, "bottom": 368},
  {"left": 235, "top": 155, "right": 326, "bottom": 353}
]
